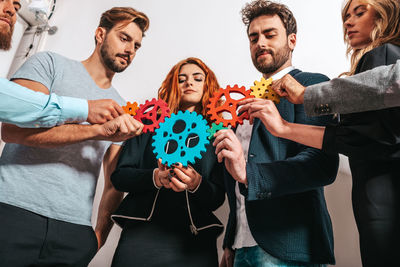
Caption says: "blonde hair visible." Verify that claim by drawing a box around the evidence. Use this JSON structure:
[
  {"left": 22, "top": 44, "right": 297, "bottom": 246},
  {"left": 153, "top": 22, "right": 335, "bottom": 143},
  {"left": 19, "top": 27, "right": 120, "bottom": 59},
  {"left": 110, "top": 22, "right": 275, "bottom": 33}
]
[{"left": 342, "top": 0, "right": 400, "bottom": 75}]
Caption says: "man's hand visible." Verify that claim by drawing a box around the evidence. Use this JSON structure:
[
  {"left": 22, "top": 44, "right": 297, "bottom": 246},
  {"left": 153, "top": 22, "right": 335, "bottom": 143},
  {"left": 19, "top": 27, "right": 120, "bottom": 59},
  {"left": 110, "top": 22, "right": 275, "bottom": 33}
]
[
  {"left": 238, "top": 98, "right": 288, "bottom": 138},
  {"left": 213, "top": 129, "right": 247, "bottom": 184},
  {"left": 219, "top": 248, "right": 235, "bottom": 267},
  {"left": 96, "top": 113, "right": 143, "bottom": 142},
  {"left": 87, "top": 99, "right": 125, "bottom": 124},
  {"left": 271, "top": 74, "right": 306, "bottom": 104}
]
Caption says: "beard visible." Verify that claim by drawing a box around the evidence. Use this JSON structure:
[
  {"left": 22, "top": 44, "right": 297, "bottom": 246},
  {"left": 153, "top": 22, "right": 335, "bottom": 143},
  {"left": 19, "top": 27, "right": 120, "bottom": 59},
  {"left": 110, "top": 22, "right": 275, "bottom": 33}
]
[
  {"left": 0, "top": 22, "right": 14, "bottom": 50},
  {"left": 100, "top": 37, "right": 131, "bottom": 73},
  {"left": 252, "top": 43, "right": 291, "bottom": 75}
]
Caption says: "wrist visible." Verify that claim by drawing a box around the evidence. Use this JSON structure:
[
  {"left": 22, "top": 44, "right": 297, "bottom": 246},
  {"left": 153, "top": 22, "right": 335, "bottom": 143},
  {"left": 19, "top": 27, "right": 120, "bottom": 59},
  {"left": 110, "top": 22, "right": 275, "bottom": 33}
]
[{"left": 153, "top": 168, "right": 162, "bottom": 188}]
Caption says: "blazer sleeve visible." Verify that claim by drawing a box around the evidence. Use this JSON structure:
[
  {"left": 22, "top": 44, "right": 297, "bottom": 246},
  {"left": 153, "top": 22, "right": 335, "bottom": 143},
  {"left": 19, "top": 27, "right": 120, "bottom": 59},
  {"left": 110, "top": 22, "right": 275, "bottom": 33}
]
[
  {"left": 187, "top": 146, "right": 226, "bottom": 211},
  {"left": 304, "top": 60, "right": 400, "bottom": 116},
  {"left": 244, "top": 108, "right": 339, "bottom": 201},
  {"left": 322, "top": 44, "right": 400, "bottom": 159},
  {"left": 111, "top": 134, "right": 158, "bottom": 194},
  {"left": 243, "top": 74, "right": 339, "bottom": 201}
]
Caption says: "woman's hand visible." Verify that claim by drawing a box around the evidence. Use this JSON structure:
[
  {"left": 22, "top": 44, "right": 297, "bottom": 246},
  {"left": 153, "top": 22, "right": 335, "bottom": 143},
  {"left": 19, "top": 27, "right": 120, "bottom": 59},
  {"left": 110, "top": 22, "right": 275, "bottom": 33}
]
[
  {"left": 154, "top": 158, "right": 172, "bottom": 189},
  {"left": 170, "top": 163, "right": 202, "bottom": 192}
]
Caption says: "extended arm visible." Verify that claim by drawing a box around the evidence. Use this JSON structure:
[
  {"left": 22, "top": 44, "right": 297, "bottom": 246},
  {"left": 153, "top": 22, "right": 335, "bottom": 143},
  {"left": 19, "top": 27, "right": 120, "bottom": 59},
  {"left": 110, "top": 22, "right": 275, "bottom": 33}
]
[
  {"left": 272, "top": 60, "right": 400, "bottom": 116},
  {"left": 1, "top": 79, "right": 143, "bottom": 147},
  {"left": 0, "top": 78, "right": 126, "bottom": 127},
  {"left": 94, "top": 144, "right": 124, "bottom": 249}
]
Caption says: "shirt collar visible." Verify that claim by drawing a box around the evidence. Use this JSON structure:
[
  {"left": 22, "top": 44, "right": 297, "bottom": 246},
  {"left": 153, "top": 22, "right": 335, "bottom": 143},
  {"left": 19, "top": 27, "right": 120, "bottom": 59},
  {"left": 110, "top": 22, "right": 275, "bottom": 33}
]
[{"left": 267, "top": 66, "right": 295, "bottom": 80}]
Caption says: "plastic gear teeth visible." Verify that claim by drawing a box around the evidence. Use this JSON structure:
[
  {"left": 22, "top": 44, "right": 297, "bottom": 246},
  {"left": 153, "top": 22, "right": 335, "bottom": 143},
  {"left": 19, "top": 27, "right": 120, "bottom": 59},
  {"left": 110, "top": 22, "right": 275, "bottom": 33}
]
[
  {"left": 250, "top": 77, "right": 280, "bottom": 104},
  {"left": 207, "top": 122, "right": 227, "bottom": 140},
  {"left": 152, "top": 110, "right": 209, "bottom": 167},
  {"left": 134, "top": 98, "right": 170, "bottom": 133},
  {"left": 122, "top": 101, "right": 139, "bottom": 116},
  {"left": 206, "top": 85, "right": 254, "bottom": 128}
]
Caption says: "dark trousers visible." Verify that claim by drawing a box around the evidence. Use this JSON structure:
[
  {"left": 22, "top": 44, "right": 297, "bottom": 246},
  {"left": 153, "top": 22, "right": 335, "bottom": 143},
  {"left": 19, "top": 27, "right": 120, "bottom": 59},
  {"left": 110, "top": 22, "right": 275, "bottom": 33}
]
[
  {"left": 112, "top": 220, "right": 219, "bottom": 267},
  {"left": 0, "top": 202, "right": 98, "bottom": 267},
  {"left": 351, "top": 160, "right": 400, "bottom": 267}
]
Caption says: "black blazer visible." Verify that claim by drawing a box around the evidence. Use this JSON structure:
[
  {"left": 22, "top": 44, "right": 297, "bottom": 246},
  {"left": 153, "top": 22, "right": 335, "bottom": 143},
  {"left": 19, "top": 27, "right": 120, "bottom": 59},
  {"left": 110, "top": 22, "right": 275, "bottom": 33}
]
[
  {"left": 323, "top": 43, "right": 400, "bottom": 160},
  {"left": 111, "top": 131, "right": 225, "bottom": 236},
  {"left": 223, "top": 69, "right": 339, "bottom": 264}
]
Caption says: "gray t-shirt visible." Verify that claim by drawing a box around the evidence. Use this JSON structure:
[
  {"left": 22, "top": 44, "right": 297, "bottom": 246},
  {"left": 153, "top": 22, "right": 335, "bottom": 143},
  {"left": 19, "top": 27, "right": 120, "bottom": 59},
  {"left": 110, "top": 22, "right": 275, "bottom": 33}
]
[{"left": 0, "top": 51, "right": 125, "bottom": 226}]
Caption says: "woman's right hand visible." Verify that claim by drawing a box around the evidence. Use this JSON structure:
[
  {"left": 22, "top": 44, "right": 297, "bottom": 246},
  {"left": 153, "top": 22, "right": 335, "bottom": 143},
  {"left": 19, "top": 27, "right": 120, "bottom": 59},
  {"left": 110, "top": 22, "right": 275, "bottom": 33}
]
[
  {"left": 219, "top": 248, "right": 234, "bottom": 267},
  {"left": 154, "top": 159, "right": 172, "bottom": 189}
]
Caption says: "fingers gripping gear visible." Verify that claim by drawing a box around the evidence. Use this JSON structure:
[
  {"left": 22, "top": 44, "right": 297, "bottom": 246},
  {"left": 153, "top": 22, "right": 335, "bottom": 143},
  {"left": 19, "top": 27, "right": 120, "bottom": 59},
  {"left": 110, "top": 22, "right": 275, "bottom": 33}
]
[
  {"left": 207, "top": 122, "right": 227, "bottom": 140},
  {"left": 122, "top": 101, "right": 139, "bottom": 116},
  {"left": 152, "top": 111, "right": 209, "bottom": 167},
  {"left": 250, "top": 77, "right": 280, "bottom": 104},
  {"left": 206, "top": 85, "right": 254, "bottom": 128},
  {"left": 134, "top": 98, "right": 170, "bottom": 133}
]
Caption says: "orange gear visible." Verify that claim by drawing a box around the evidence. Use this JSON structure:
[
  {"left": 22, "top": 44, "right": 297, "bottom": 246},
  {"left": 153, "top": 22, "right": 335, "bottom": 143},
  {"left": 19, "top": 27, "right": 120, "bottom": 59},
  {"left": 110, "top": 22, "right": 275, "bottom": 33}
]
[
  {"left": 134, "top": 98, "right": 170, "bottom": 133},
  {"left": 250, "top": 77, "right": 280, "bottom": 104},
  {"left": 206, "top": 85, "right": 254, "bottom": 128},
  {"left": 122, "top": 101, "right": 139, "bottom": 116}
]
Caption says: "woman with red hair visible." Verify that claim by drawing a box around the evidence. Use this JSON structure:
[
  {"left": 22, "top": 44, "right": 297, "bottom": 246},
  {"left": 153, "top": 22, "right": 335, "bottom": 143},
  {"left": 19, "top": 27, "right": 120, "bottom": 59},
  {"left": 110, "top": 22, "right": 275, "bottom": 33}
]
[{"left": 110, "top": 58, "right": 225, "bottom": 267}]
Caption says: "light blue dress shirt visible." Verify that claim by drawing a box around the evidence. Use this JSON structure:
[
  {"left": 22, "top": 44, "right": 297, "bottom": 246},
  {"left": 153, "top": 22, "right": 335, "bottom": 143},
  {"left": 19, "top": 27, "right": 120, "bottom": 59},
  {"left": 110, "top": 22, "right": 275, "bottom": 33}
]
[{"left": 0, "top": 78, "right": 88, "bottom": 128}]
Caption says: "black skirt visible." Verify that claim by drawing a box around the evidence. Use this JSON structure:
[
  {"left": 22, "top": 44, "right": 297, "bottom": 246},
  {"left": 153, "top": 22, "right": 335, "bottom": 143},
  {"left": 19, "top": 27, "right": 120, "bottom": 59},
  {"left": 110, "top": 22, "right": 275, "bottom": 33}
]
[{"left": 111, "top": 219, "right": 219, "bottom": 267}]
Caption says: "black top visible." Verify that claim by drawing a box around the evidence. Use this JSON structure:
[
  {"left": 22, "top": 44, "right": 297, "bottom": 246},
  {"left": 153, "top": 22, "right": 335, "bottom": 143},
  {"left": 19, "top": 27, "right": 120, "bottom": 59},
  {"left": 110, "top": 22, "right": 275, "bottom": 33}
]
[
  {"left": 322, "top": 43, "right": 400, "bottom": 160},
  {"left": 110, "top": 130, "right": 225, "bottom": 236}
]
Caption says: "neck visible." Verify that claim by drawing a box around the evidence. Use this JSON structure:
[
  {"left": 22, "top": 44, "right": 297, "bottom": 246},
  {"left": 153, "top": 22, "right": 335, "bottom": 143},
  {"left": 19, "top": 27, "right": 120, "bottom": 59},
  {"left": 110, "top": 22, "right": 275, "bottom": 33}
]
[
  {"left": 81, "top": 49, "right": 115, "bottom": 89},
  {"left": 263, "top": 59, "right": 292, "bottom": 79}
]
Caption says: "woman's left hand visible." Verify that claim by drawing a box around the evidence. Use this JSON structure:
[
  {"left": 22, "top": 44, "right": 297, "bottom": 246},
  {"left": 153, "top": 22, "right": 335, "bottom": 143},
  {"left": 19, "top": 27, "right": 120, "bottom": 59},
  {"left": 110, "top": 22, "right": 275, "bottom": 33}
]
[{"left": 169, "top": 163, "right": 202, "bottom": 192}]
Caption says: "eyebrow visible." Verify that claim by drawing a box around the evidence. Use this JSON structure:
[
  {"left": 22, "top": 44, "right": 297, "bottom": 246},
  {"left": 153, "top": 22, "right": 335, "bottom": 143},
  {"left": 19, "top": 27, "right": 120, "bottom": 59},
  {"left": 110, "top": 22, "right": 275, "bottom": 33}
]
[
  {"left": 14, "top": 1, "right": 21, "bottom": 9},
  {"left": 345, "top": 4, "right": 366, "bottom": 19},
  {"left": 178, "top": 73, "right": 205, "bottom": 77},
  {"left": 249, "top": 27, "right": 277, "bottom": 37}
]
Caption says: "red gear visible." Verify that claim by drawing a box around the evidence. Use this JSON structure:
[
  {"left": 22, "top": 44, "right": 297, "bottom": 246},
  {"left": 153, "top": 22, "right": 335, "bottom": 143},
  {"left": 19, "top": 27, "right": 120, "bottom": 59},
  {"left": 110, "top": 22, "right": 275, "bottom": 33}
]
[
  {"left": 206, "top": 85, "right": 254, "bottom": 128},
  {"left": 134, "top": 98, "right": 170, "bottom": 133}
]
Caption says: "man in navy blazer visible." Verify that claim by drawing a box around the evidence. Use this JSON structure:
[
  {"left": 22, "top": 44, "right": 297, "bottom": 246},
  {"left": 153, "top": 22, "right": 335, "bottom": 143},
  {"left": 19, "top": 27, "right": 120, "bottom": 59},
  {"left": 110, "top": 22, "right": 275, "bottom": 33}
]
[{"left": 214, "top": 1, "right": 339, "bottom": 266}]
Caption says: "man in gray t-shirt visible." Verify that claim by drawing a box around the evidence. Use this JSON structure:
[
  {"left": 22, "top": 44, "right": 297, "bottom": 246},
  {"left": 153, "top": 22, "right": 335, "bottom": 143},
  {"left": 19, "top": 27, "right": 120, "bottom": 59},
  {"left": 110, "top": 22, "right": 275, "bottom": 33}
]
[{"left": 0, "top": 7, "right": 149, "bottom": 266}]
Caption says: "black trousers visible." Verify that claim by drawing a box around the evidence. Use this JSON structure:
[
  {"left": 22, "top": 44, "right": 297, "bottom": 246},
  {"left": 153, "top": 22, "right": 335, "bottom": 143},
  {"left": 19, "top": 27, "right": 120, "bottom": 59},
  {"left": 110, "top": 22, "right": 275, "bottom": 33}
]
[
  {"left": 350, "top": 160, "right": 400, "bottom": 267},
  {"left": 0, "top": 202, "right": 98, "bottom": 267},
  {"left": 112, "top": 220, "right": 219, "bottom": 267}
]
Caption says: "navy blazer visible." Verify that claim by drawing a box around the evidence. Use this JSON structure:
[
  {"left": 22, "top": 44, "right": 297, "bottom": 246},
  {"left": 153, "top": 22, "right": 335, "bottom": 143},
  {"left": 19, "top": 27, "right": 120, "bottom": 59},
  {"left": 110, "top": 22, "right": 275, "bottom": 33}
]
[{"left": 223, "top": 69, "right": 339, "bottom": 264}]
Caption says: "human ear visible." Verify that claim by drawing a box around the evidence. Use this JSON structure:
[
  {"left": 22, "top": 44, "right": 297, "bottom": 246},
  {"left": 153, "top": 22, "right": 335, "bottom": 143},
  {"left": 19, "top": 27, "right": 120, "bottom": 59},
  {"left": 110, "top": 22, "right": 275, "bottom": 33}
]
[
  {"left": 287, "top": 33, "right": 296, "bottom": 50},
  {"left": 95, "top": 27, "right": 107, "bottom": 45}
]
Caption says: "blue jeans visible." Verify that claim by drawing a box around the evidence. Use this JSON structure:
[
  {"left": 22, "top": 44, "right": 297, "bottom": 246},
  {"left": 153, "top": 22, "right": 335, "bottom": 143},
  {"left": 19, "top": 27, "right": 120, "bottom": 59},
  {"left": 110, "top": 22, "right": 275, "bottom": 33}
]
[{"left": 234, "top": 246, "right": 326, "bottom": 267}]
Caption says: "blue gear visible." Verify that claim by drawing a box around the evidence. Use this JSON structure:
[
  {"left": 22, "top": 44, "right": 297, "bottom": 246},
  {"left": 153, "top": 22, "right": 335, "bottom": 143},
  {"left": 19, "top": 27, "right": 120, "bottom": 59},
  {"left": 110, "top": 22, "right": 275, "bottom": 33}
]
[{"left": 152, "top": 110, "right": 210, "bottom": 166}]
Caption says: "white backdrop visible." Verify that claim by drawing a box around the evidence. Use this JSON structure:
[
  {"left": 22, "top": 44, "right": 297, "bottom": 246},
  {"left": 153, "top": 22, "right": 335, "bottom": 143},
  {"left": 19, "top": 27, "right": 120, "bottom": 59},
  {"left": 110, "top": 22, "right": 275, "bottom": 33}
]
[{"left": 2, "top": 0, "right": 362, "bottom": 266}]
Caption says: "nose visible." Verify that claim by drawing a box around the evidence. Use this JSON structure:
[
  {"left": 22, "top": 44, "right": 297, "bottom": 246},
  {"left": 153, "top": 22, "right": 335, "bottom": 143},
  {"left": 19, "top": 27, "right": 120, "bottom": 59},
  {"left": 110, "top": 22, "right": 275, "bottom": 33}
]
[
  {"left": 344, "top": 16, "right": 354, "bottom": 29},
  {"left": 256, "top": 35, "right": 268, "bottom": 49},
  {"left": 2, "top": 0, "right": 16, "bottom": 17}
]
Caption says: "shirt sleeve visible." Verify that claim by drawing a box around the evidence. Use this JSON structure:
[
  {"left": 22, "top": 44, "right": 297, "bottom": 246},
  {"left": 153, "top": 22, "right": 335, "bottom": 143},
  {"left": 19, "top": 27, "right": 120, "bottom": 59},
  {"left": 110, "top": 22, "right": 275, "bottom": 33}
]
[{"left": 0, "top": 78, "right": 88, "bottom": 128}]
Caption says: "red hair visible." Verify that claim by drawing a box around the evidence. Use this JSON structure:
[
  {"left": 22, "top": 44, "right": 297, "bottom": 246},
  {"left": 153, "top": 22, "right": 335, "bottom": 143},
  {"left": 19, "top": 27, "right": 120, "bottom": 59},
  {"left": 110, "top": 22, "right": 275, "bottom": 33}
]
[{"left": 158, "top": 57, "right": 221, "bottom": 124}]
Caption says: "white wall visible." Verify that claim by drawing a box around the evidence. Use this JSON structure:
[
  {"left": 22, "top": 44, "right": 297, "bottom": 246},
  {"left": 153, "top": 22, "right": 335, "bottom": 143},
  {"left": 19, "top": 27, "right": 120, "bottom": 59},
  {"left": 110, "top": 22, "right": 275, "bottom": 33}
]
[{"left": 3, "top": 0, "right": 362, "bottom": 266}]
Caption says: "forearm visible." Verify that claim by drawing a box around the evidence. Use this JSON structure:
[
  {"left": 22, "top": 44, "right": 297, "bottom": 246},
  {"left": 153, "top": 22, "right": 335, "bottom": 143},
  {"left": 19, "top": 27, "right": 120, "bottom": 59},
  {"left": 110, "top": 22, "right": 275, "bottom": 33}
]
[
  {"left": 304, "top": 61, "right": 400, "bottom": 116},
  {"left": 95, "top": 188, "right": 123, "bottom": 244},
  {"left": 279, "top": 122, "right": 325, "bottom": 149},
  {"left": 245, "top": 149, "right": 338, "bottom": 201},
  {"left": 1, "top": 123, "right": 102, "bottom": 148},
  {"left": 0, "top": 78, "right": 88, "bottom": 127}
]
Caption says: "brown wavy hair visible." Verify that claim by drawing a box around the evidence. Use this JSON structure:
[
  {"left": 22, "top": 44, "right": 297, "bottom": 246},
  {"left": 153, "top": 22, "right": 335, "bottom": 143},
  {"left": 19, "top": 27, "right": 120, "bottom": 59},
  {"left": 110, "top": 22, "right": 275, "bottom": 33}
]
[
  {"left": 95, "top": 7, "right": 150, "bottom": 44},
  {"left": 158, "top": 58, "right": 220, "bottom": 124},
  {"left": 241, "top": 0, "right": 297, "bottom": 35},
  {"left": 342, "top": 0, "right": 400, "bottom": 75}
]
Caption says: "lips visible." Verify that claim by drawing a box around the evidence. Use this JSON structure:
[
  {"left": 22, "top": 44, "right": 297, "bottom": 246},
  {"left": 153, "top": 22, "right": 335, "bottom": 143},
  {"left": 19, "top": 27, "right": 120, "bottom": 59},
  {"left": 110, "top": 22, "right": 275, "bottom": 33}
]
[
  {"left": 256, "top": 49, "right": 273, "bottom": 59},
  {"left": 347, "top": 31, "right": 357, "bottom": 38},
  {"left": 0, "top": 17, "right": 11, "bottom": 26}
]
